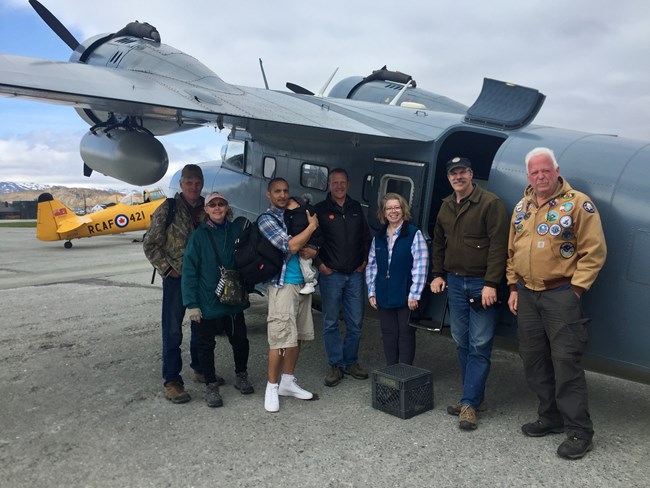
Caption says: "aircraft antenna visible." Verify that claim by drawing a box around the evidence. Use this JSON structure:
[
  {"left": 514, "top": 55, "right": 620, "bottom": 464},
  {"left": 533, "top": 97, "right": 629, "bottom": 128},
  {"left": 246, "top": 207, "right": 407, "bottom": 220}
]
[
  {"left": 389, "top": 80, "right": 413, "bottom": 106},
  {"left": 316, "top": 67, "right": 339, "bottom": 97},
  {"left": 259, "top": 59, "right": 269, "bottom": 90}
]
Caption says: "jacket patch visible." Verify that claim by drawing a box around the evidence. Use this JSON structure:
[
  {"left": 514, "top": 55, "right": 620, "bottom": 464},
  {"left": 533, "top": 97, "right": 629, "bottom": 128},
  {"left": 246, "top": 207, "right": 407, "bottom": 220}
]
[
  {"left": 547, "top": 210, "right": 559, "bottom": 223},
  {"left": 549, "top": 224, "right": 562, "bottom": 236},
  {"left": 560, "top": 242, "right": 575, "bottom": 258},
  {"left": 583, "top": 201, "right": 595, "bottom": 213},
  {"left": 537, "top": 223, "right": 549, "bottom": 236},
  {"left": 560, "top": 215, "right": 573, "bottom": 228},
  {"left": 560, "top": 202, "right": 574, "bottom": 213}
]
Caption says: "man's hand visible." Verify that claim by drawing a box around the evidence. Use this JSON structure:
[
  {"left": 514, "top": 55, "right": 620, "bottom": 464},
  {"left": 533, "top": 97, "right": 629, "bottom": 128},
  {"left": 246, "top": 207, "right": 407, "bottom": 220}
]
[
  {"left": 168, "top": 269, "right": 181, "bottom": 278},
  {"left": 319, "top": 263, "right": 334, "bottom": 276},
  {"left": 368, "top": 296, "right": 377, "bottom": 309},
  {"left": 481, "top": 286, "right": 497, "bottom": 309},
  {"left": 407, "top": 298, "right": 419, "bottom": 311},
  {"left": 430, "top": 277, "right": 446, "bottom": 293},
  {"left": 508, "top": 291, "right": 518, "bottom": 316},
  {"left": 299, "top": 247, "right": 317, "bottom": 259},
  {"left": 355, "top": 260, "right": 367, "bottom": 273},
  {"left": 306, "top": 210, "right": 319, "bottom": 229},
  {"left": 187, "top": 308, "right": 202, "bottom": 323}
]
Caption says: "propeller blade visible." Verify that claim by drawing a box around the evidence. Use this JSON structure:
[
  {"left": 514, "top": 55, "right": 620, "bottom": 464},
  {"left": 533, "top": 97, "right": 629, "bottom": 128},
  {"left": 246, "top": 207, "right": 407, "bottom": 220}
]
[
  {"left": 286, "top": 82, "right": 314, "bottom": 96},
  {"left": 29, "top": 0, "right": 80, "bottom": 51}
]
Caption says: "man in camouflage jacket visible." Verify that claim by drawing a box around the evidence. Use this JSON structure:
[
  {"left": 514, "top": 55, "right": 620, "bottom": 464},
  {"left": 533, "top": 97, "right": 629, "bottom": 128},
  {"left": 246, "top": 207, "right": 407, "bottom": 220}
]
[{"left": 143, "top": 164, "right": 206, "bottom": 403}]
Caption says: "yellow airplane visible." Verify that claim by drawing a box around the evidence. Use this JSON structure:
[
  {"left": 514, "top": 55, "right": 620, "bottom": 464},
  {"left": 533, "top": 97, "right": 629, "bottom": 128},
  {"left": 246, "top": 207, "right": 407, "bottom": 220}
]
[{"left": 36, "top": 188, "right": 166, "bottom": 248}]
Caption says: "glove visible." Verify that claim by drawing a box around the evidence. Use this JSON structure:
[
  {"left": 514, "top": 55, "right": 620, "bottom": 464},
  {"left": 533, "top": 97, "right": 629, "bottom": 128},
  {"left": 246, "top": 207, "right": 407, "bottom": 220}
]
[{"left": 187, "top": 308, "right": 202, "bottom": 323}]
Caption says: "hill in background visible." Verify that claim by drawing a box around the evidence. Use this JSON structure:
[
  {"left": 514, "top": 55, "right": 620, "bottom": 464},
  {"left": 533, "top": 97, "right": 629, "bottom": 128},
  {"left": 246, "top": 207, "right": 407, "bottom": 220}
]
[{"left": 0, "top": 184, "right": 127, "bottom": 213}]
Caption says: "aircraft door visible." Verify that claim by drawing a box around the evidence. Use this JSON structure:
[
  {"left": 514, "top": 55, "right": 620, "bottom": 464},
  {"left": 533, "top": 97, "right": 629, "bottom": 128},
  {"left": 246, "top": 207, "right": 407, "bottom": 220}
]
[{"left": 366, "top": 157, "right": 427, "bottom": 232}]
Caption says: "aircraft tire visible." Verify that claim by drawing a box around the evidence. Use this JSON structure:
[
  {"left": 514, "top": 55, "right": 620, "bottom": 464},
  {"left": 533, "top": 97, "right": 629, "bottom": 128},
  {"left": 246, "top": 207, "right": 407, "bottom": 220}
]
[{"left": 64, "top": 241, "right": 73, "bottom": 249}]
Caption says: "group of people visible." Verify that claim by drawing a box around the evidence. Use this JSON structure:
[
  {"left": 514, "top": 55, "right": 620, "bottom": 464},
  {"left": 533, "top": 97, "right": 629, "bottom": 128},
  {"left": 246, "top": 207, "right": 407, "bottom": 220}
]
[{"left": 143, "top": 146, "right": 606, "bottom": 461}]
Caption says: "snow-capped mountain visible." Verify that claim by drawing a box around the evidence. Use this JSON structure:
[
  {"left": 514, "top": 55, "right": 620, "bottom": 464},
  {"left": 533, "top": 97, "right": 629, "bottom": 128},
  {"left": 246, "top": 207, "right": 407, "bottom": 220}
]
[{"left": 0, "top": 182, "right": 50, "bottom": 194}]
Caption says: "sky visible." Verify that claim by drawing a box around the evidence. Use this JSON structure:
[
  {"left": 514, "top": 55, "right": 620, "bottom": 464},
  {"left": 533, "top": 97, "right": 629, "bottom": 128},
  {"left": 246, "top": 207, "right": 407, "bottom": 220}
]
[{"left": 0, "top": 0, "right": 648, "bottom": 191}]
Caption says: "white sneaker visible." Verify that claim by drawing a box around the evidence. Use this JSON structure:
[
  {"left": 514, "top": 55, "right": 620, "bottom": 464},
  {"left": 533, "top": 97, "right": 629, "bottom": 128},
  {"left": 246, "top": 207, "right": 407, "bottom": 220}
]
[
  {"left": 278, "top": 375, "right": 313, "bottom": 400},
  {"left": 264, "top": 382, "right": 280, "bottom": 413},
  {"left": 299, "top": 283, "right": 316, "bottom": 295}
]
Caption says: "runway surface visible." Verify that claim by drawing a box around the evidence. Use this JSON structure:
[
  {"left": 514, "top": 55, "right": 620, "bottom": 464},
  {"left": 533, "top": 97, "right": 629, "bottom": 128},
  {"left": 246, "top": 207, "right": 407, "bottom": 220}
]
[{"left": 0, "top": 228, "right": 648, "bottom": 487}]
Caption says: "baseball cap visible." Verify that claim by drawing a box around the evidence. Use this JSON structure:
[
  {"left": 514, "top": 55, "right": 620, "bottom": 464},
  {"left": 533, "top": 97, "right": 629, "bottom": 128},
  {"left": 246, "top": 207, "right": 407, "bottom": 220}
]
[
  {"left": 181, "top": 164, "right": 204, "bottom": 181},
  {"left": 205, "top": 192, "right": 228, "bottom": 206},
  {"left": 446, "top": 157, "right": 472, "bottom": 173}
]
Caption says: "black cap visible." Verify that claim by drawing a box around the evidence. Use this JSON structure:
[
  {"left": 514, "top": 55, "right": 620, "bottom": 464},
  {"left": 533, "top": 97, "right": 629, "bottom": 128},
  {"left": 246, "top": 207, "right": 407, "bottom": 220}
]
[{"left": 446, "top": 157, "right": 472, "bottom": 173}]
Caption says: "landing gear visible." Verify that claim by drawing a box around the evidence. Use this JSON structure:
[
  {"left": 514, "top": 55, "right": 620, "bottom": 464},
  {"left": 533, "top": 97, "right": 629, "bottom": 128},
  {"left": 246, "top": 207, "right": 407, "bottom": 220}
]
[{"left": 64, "top": 241, "right": 73, "bottom": 249}]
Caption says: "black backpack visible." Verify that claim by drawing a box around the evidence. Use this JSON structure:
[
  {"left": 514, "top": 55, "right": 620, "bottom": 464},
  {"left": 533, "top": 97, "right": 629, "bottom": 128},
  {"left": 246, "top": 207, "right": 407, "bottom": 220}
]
[{"left": 234, "top": 213, "right": 285, "bottom": 287}]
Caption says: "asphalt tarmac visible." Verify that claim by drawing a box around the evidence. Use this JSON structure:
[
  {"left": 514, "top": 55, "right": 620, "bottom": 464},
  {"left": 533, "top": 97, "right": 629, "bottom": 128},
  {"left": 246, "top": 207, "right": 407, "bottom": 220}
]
[{"left": 1, "top": 228, "right": 648, "bottom": 487}]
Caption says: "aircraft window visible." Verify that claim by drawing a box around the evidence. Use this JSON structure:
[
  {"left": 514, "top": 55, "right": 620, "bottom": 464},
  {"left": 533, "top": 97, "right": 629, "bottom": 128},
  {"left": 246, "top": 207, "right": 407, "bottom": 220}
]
[
  {"left": 379, "top": 175, "right": 414, "bottom": 206},
  {"left": 263, "top": 157, "right": 276, "bottom": 179},
  {"left": 301, "top": 163, "right": 328, "bottom": 191},
  {"left": 220, "top": 140, "right": 245, "bottom": 172}
]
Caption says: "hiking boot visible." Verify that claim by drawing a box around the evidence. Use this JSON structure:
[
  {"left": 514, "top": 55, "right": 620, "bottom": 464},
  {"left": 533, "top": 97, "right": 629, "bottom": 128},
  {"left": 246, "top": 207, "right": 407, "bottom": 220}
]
[
  {"left": 521, "top": 420, "right": 564, "bottom": 437},
  {"left": 234, "top": 371, "right": 254, "bottom": 395},
  {"left": 205, "top": 383, "right": 223, "bottom": 408},
  {"left": 193, "top": 370, "right": 225, "bottom": 386},
  {"left": 324, "top": 365, "right": 344, "bottom": 387},
  {"left": 278, "top": 375, "right": 313, "bottom": 400},
  {"left": 264, "top": 382, "right": 279, "bottom": 413},
  {"left": 447, "top": 400, "right": 487, "bottom": 416},
  {"left": 299, "top": 283, "right": 316, "bottom": 295},
  {"left": 343, "top": 363, "right": 369, "bottom": 380},
  {"left": 164, "top": 381, "right": 190, "bottom": 404},
  {"left": 557, "top": 436, "right": 593, "bottom": 460},
  {"left": 459, "top": 404, "right": 477, "bottom": 430}
]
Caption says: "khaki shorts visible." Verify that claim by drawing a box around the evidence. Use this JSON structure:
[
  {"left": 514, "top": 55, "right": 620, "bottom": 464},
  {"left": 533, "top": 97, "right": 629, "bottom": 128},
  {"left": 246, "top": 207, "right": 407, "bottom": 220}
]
[{"left": 267, "top": 284, "right": 314, "bottom": 349}]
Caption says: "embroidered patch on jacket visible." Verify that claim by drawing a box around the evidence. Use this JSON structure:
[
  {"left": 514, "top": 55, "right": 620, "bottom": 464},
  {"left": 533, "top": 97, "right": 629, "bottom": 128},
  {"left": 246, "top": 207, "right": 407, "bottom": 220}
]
[{"left": 560, "top": 242, "right": 575, "bottom": 258}]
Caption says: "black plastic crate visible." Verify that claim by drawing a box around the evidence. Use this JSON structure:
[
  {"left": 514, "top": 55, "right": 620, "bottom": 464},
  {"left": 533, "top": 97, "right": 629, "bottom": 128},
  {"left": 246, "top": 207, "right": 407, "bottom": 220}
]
[{"left": 372, "top": 363, "right": 433, "bottom": 419}]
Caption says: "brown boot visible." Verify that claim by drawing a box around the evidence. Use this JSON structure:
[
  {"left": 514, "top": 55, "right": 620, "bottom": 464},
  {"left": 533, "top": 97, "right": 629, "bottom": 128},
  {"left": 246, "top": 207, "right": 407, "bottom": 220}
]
[
  {"left": 459, "top": 404, "right": 477, "bottom": 430},
  {"left": 193, "top": 371, "right": 225, "bottom": 386},
  {"left": 165, "top": 381, "right": 191, "bottom": 404}
]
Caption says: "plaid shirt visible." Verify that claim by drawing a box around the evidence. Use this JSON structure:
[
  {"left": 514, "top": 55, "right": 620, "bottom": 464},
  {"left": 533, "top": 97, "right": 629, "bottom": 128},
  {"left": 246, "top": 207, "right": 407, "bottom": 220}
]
[
  {"left": 366, "top": 223, "right": 429, "bottom": 300},
  {"left": 258, "top": 206, "right": 291, "bottom": 287}
]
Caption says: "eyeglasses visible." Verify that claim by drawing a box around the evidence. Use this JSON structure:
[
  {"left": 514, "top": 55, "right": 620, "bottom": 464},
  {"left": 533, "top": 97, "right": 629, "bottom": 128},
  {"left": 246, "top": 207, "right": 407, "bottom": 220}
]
[
  {"left": 207, "top": 201, "right": 227, "bottom": 208},
  {"left": 385, "top": 206, "right": 401, "bottom": 212}
]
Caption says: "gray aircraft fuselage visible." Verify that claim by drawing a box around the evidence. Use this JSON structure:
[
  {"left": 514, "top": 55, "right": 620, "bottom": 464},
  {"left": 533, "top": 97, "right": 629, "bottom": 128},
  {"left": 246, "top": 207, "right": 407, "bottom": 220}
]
[{"left": 1, "top": 3, "right": 648, "bottom": 382}]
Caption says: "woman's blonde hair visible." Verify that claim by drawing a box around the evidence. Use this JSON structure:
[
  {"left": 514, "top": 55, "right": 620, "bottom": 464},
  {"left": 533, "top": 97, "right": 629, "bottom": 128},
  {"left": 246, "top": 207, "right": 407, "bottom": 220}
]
[{"left": 377, "top": 192, "right": 411, "bottom": 224}]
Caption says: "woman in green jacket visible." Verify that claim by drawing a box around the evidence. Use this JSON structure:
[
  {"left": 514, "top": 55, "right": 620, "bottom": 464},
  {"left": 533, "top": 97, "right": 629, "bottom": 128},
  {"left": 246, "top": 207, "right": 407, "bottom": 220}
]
[{"left": 182, "top": 192, "right": 253, "bottom": 408}]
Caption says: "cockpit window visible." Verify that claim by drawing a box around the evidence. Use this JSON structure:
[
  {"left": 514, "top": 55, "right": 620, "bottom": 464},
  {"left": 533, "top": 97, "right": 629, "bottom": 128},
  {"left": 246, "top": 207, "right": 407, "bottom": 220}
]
[{"left": 220, "top": 140, "right": 245, "bottom": 172}]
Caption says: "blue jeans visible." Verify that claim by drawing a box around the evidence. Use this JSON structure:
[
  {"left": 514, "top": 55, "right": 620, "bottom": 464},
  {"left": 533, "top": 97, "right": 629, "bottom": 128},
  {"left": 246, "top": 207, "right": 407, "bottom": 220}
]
[
  {"left": 446, "top": 273, "right": 497, "bottom": 408},
  {"left": 319, "top": 271, "right": 364, "bottom": 368},
  {"left": 161, "top": 276, "right": 200, "bottom": 385}
]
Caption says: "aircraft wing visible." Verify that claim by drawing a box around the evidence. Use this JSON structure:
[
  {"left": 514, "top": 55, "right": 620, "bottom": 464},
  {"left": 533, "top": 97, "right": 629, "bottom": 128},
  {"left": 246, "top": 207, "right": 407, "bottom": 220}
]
[
  {"left": 56, "top": 215, "right": 92, "bottom": 234},
  {"left": 0, "top": 54, "right": 445, "bottom": 142}
]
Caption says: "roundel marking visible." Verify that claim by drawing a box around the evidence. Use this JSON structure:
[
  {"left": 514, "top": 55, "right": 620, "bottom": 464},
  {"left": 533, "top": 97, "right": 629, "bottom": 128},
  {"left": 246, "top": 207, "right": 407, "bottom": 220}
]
[{"left": 115, "top": 214, "right": 130, "bottom": 228}]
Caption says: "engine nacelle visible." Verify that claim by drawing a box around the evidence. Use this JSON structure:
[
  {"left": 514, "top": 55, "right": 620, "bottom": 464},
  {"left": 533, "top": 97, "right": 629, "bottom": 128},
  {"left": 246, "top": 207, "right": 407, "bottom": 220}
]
[{"left": 80, "top": 128, "right": 168, "bottom": 186}]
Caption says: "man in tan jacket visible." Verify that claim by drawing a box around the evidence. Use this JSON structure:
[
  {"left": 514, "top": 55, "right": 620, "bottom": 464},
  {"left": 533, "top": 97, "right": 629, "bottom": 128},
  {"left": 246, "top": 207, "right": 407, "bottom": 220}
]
[{"left": 507, "top": 147, "right": 606, "bottom": 460}]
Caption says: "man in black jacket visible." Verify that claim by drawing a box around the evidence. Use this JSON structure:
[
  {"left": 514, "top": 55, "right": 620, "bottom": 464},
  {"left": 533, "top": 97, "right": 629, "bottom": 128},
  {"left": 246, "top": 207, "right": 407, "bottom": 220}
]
[{"left": 314, "top": 168, "right": 372, "bottom": 387}]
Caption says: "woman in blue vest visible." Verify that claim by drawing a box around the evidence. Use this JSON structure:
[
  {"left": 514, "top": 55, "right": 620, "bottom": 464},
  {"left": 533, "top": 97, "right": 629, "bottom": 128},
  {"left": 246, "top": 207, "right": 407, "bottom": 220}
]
[{"left": 366, "top": 193, "right": 429, "bottom": 365}]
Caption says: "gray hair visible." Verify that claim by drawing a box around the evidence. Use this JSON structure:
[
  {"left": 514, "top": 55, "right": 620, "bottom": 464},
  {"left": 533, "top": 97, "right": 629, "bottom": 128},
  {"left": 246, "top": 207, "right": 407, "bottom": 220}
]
[{"left": 525, "top": 147, "right": 559, "bottom": 172}]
